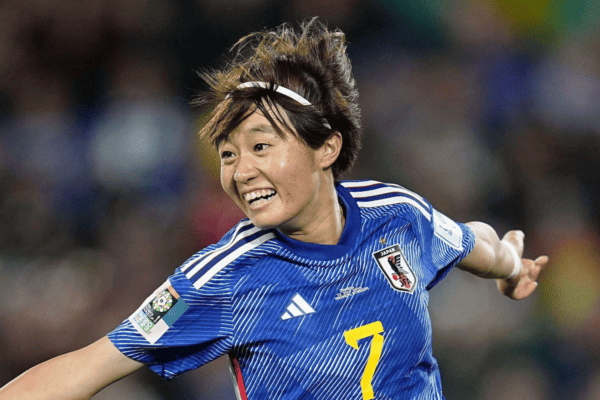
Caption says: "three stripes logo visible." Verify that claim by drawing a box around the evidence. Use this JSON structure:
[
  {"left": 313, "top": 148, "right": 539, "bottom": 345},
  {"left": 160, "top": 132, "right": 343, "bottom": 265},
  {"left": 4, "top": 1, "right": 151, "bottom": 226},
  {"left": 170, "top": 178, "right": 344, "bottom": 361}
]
[{"left": 281, "top": 294, "right": 315, "bottom": 320}]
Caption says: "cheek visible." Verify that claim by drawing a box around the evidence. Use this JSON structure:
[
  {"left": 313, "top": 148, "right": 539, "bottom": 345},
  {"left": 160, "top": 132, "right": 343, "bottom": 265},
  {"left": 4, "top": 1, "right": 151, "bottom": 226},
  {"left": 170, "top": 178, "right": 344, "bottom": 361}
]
[
  {"left": 220, "top": 170, "right": 235, "bottom": 195},
  {"left": 278, "top": 155, "right": 319, "bottom": 203}
]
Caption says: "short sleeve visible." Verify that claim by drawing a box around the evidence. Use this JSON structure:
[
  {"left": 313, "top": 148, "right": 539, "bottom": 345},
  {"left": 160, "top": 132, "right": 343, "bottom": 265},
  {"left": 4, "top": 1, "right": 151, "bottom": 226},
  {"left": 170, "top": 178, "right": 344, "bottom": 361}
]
[
  {"left": 107, "top": 267, "right": 234, "bottom": 379},
  {"left": 414, "top": 207, "right": 475, "bottom": 290}
]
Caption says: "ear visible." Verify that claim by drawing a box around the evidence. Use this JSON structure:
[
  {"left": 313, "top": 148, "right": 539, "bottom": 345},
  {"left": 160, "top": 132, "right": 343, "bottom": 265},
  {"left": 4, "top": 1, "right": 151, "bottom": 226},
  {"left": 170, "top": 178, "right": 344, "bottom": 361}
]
[{"left": 317, "top": 131, "right": 343, "bottom": 170}]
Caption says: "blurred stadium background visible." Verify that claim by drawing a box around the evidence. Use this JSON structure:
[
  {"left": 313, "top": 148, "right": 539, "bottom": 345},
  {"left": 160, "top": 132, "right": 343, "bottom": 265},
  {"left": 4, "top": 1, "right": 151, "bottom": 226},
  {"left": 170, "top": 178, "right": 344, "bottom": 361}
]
[{"left": 1, "top": 0, "right": 599, "bottom": 399}]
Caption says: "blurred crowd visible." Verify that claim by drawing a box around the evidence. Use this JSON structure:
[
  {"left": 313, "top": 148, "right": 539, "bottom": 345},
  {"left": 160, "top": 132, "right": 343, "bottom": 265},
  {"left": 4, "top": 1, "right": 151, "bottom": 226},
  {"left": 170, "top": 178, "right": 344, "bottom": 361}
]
[{"left": 1, "top": 0, "right": 599, "bottom": 399}]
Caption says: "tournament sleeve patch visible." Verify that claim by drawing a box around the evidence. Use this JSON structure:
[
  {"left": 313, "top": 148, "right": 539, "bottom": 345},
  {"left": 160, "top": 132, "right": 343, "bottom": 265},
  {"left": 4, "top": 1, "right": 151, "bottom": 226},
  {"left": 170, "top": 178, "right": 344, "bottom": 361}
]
[
  {"left": 433, "top": 209, "right": 463, "bottom": 251},
  {"left": 128, "top": 280, "right": 189, "bottom": 344}
]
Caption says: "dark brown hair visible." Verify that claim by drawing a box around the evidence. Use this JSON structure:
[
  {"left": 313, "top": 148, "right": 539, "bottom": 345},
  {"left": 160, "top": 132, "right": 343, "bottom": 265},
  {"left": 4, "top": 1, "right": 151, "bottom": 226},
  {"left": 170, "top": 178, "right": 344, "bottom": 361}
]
[{"left": 195, "top": 18, "right": 362, "bottom": 179}]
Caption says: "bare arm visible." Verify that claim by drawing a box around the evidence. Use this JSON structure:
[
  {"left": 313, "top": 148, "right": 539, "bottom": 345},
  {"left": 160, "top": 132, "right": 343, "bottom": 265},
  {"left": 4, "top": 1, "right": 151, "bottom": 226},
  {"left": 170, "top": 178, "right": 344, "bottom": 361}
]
[
  {"left": 0, "top": 336, "right": 144, "bottom": 400},
  {"left": 458, "top": 221, "right": 548, "bottom": 300}
]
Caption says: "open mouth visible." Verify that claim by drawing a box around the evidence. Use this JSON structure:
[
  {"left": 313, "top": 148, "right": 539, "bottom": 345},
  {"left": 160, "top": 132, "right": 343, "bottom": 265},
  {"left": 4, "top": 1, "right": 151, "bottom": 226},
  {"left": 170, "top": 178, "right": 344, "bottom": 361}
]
[{"left": 243, "top": 189, "right": 277, "bottom": 207}]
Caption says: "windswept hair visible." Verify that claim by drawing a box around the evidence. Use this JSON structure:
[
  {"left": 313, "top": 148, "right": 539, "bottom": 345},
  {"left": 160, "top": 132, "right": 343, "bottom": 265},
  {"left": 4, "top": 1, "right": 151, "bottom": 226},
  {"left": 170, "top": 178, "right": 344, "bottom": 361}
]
[{"left": 195, "top": 18, "right": 362, "bottom": 179}]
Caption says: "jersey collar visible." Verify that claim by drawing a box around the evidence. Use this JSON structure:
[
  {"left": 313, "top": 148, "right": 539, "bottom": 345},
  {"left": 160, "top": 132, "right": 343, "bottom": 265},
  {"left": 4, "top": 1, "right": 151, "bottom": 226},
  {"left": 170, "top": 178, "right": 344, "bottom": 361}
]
[{"left": 274, "top": 182, "right": 360, "bottom": 262}]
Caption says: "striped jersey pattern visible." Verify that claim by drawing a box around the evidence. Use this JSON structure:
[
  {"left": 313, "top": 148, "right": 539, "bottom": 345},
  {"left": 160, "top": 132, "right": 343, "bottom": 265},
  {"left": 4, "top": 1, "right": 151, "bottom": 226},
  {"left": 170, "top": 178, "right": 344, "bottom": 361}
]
[{"left": 108, "top": 180, "right": 475, "bottom": 399}]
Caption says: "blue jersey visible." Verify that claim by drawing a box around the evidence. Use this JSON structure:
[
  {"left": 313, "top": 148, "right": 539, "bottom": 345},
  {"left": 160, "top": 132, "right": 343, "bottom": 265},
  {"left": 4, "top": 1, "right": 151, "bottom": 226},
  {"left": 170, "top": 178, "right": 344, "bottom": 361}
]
[{"left": 108, "top": 180, "right": 475, "bottom": 400}]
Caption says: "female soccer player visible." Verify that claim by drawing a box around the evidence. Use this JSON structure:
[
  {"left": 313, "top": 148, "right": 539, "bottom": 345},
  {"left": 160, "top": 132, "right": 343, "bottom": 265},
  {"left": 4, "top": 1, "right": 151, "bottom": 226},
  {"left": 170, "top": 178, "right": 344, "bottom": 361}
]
[{"left": 0, "top": 19, "right": 547, "bottom": 400}]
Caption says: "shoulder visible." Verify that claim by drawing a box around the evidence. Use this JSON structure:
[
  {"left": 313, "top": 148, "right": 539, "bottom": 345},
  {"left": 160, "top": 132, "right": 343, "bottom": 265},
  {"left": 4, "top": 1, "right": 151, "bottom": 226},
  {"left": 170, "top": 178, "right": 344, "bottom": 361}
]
[
  {"left": 338, "top": 179, "right": 432, "bottom": 222},
  {"left": 177, "top": 219, "right": 278, "bottom": 290}
]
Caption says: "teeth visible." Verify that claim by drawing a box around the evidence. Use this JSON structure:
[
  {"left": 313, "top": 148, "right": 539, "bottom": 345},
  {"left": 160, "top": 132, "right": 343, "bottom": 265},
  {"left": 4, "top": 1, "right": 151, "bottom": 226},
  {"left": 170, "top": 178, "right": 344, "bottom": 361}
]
[
  {"left": 253, "top": 197, "right": 267, "bottom": 206},
  {"left": 243, "top": 189, "right": 276, "bottom": 203}
]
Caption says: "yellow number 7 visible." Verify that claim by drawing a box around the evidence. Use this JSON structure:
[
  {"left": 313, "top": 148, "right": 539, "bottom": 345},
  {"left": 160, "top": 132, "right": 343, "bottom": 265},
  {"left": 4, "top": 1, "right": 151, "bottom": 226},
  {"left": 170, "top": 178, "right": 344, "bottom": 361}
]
[{"left": 344, "top": 321, "right": 385, "bottom": 400}]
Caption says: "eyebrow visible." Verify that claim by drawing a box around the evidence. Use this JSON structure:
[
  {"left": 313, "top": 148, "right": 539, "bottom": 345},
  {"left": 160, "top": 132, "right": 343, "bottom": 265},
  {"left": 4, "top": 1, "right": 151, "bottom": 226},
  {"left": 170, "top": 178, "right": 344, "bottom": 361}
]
[{"left": 218, "top": 122, "right": 284, "bottom": 149}]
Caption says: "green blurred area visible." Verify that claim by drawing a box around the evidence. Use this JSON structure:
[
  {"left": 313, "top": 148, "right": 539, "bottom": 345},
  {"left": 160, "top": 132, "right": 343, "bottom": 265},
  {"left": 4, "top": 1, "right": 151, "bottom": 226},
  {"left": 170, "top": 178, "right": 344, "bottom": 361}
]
[{"left": 383, "top": 0, "right": 599, "bottom": 43}]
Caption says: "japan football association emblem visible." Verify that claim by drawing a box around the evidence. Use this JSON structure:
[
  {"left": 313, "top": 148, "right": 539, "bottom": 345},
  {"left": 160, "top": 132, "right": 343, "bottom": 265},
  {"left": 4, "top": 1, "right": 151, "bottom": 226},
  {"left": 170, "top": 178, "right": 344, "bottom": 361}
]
[{"left": 372, "top": 245, "right": 417, "bottom": 293}]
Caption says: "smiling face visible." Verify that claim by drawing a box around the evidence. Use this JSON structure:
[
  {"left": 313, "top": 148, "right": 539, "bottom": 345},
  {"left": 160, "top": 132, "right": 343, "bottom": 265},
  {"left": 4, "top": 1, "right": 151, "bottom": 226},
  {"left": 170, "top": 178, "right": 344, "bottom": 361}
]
[{"left": 218, "top": 108, "right": 339, "bottom": 239}]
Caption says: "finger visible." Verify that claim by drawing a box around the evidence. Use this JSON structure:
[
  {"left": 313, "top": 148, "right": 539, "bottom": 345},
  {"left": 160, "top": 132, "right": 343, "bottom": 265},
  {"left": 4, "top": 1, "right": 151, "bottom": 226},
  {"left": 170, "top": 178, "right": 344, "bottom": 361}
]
[
  {"left": 522, "top": 259, "right": 541, "bottom": 281},
  {"left": 535, "top": 255, "right": 549, "bottom": 266},
  {"left": 524, "top": 281, "right": 539, "bottom": 298},
  {"left": 515, "top": 281, "right": 538, "bottom": 300},
  {"left": 527, "top": 263, "right": 540, "bottom": 281},
  {"left": 531, "top": 256, "right": 549, "bottom": 279},
  {"left": 530, "top": 267, "right": 540, "bottom": 281}
]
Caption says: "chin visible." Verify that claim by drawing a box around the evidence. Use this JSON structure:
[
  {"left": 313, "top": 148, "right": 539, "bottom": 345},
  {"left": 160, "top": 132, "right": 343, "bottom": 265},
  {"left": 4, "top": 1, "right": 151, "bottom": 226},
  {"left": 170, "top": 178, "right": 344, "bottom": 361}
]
[
  {"left": 247, "top": 216, "right": 279, "bottom": 230},
  {"left": 248, "top": 211, "right": 293, "bottom": 231}
]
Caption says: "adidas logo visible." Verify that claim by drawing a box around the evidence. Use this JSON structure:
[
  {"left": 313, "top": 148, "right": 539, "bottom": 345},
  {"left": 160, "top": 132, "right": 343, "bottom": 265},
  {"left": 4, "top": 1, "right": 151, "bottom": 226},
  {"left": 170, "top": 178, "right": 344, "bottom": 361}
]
[{"left": 281, "top": 294, "right": 315, "bottom": 320}]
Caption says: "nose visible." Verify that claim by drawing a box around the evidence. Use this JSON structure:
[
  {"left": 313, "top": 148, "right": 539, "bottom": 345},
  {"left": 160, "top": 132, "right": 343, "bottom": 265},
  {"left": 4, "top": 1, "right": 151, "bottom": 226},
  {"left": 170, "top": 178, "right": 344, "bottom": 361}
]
[{"left": 233, "top": 154, "right": 258, "bottom": 183}]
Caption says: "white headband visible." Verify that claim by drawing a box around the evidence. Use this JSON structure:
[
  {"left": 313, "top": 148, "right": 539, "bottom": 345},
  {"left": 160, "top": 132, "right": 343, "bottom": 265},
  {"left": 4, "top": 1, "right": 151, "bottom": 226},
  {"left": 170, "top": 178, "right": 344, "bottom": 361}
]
[{"left": 227, "top": 81, "right": 332, "bottom": 129}]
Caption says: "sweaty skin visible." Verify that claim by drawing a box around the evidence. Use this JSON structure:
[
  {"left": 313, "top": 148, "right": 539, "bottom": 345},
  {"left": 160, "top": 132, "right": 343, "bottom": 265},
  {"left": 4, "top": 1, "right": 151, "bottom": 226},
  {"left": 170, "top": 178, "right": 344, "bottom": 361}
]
[{"left": 218, "top": 108, "right": 344, "bottom": 245}]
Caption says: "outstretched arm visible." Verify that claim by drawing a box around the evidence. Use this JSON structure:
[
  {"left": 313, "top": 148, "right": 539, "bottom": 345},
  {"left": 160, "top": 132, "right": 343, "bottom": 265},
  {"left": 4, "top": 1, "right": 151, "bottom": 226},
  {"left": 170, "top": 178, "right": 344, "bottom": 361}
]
[
  {"left": 0, "top": 336, "right": 143, "bottom": 400},
  {"left": 457, "top": 221, "right": 548, "bottom": 300}
]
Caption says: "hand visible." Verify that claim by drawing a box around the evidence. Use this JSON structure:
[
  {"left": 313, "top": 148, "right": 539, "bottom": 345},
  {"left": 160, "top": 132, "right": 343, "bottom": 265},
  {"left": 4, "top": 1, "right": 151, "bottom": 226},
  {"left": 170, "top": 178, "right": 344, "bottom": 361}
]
[{"left": 496, "top": 230, "right": 548, "bottom": 300}]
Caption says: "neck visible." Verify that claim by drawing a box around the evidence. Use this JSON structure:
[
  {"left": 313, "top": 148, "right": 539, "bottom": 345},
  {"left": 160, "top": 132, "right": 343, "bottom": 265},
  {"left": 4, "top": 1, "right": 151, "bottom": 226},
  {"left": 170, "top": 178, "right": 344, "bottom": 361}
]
[{"left": 279, "top": 182, "right": 345, "bottom": 245}]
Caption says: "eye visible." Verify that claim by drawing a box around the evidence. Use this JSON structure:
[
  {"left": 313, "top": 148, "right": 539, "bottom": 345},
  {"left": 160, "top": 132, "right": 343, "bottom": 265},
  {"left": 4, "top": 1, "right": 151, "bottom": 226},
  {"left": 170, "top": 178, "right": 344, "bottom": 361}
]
[
  {"left": 220, "top": 150, "right": 235, "bottom": 160},
  {"left": 254, "top": 143, "right": 270, "bottom": 152}
]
